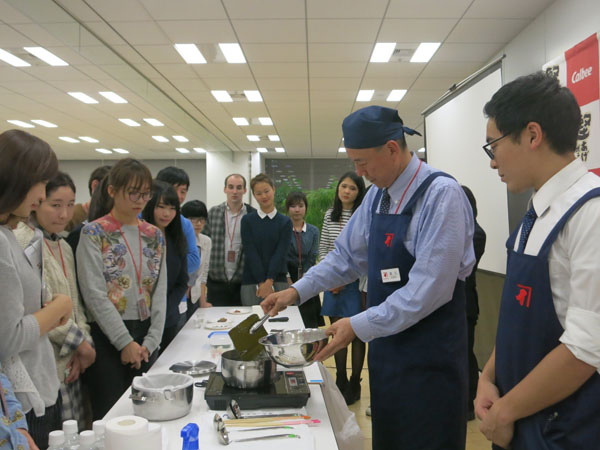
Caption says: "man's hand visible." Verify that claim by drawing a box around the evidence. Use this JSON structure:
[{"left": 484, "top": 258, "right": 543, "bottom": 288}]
[
  {"left": 261, "top": 288, "right": 299, "bottom": 315},
  {"left": 314, "top": 318, "right": 357, "bottom": 361},
  {"left": 256, "top": 280, "right": 274, "bottom": 299},
  {"left": 17, "top": 429, "right": 39, "bottom": 450},
  {"left": 329, "top": 286, "right": 345, "bottom": 295},
  {"left": 479, "top": 398, "right": 514, "bottom": 449},
  {"left": 76, "top": 340, "right": 96, "bottom": 370},
  {"left": 121, "top": 341, "right": 143, "bottom": 369}
]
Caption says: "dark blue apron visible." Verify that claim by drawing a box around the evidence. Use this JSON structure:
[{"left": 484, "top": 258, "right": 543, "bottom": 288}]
[
  {"left": 367, "top": 172, "right": 468, "bottom": 450},
  {"left": 495, "top": 188, "right": 600, "bottom": 450}
]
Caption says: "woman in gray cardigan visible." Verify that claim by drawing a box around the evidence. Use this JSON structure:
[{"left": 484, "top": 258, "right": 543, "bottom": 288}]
[{"left": 0, "top": 129, "right": 73, "bottom": 449}]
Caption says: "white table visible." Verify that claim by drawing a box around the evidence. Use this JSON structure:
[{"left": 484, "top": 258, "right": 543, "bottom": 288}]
[{"left": 105, "top": 306, "right": 340, "bottom": 450}]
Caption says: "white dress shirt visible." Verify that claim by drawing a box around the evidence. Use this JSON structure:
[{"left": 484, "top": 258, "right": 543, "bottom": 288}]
[
  {"left": 518, "top": 158, "right": 600, "bottom": 372},
  {"left": 257, "top": 208, "right": 277, "bottom": 219}
]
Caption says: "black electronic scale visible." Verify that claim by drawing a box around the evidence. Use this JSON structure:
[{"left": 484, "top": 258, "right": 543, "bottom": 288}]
[{"left": 204, "top": 370, "right": 311, "bottom": 410}]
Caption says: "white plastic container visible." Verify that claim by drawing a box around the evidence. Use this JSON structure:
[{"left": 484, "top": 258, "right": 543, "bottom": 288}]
[
  {"left": 62, "top": 420, "right": 79, "bottom": 447},
  {"left": 48, "top": 430, "right": 66, "bottom": 450},
  {"left": 93, "top": 420, "right": 106, "bottom": 449},
  {"left": 79, "top": 430, "right": 96, "bottom": 450}
]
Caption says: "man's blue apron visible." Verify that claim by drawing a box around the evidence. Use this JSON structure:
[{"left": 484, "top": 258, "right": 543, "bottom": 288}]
[
  {"left": 494, "top": 188, "right": 600, "bottom": 449},
  {"left": 367, "top": 172, "right": 468, "bottom": 450}
]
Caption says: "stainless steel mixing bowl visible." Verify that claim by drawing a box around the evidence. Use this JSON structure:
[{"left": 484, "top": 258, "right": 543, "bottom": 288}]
[{"left": 259, "top": 329, "right": 328, "bottom": 368}]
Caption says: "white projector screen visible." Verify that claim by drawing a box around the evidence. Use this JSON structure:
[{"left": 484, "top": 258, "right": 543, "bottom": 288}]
[{"left": 424, "top": 67, "right": 509, "bottom": 274}]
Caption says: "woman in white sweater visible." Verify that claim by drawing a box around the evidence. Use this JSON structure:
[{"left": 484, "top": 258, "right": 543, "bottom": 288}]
[
  {"left": 14, "top": 172, "right": 95, "bottom": 429},
  {"left": 0, "top": 129, "right": 72, "bottom": 449}
]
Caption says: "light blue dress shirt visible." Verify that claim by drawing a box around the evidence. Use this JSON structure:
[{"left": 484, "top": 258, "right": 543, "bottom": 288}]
[{"left": 293, "top": 154, "right": 475, "bottom": 342}]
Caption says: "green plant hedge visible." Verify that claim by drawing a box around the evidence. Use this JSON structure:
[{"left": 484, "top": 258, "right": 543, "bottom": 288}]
[{"left": 275, "top": 182, "right": 336, "bottom": 232}]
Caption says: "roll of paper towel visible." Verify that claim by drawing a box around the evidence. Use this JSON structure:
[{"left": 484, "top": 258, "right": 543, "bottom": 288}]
[{"left": 104, "top": 415, "right": 162, "bottom": 450}]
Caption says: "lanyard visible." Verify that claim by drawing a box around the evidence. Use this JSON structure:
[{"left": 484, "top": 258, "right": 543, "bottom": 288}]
[
  {"left": 392, "top": 159, "right": 423, "bottom": 214},
  {"left": 225, "top": 209, "right": 241, "bottom": 251},
  {"left": 44, "top": 238, "right": 67, "bottom": 279},
  {"left": 110, "top": 212, "right": 143, "bottom": 295},
  {"left": 293, "top": 226, "right": 303, "bottom": 266}
]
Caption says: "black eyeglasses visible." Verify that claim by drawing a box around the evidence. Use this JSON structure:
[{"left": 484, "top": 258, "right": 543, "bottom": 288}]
[
  {"left": 482, "top": 133, "right": 510, "bottom": 160},
  {"left": 128, "top": 191, "right": 153, "bottom": 202}
]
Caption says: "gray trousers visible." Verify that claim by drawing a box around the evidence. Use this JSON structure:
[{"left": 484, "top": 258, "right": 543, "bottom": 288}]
[{"left": 240, "top": 282, "right": 290, "bottom": 306}]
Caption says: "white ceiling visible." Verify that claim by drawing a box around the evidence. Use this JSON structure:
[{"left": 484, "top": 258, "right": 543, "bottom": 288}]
[{"left": 0, "top": 0, "right": 554, "bottom": 160}]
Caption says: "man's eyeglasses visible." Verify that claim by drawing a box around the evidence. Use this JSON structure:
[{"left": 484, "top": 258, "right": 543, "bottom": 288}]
[
  {"left": 128, "top": 191, "right": 153, "bottom": 202},
  {"left": 482, "top": 133, "right": 510, "bottom": 160}
]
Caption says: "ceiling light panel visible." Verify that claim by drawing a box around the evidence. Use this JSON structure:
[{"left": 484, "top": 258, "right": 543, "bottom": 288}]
[
  {"left": 144, "top": 118, "right": 164, "bottom": 126},
  {"left": 174, "top": 44, "right": 206, "bottom": 64},
  {"left": 268, "top": 135, "right": 280, "bottom": 141},
  {"left": 193, "top": 147, "right": 206, "bottom": 153},
  {"left": 387, "top": 89, "right": 407, "bottom": 102},
  {"left": 7, "top": 120, "right": 34, "bottom": 128},
  {"left": 258, "top": 117, "right": 273, "bottom": 126},
  {"left": 244, "top": 90, "right": 262, "bottom": 102},
  {"left": 68, "top": 92, "right": 98, "bottom": 104},
  {"left": 211, "top": 90, "right": 233, "bottom": 102},
  {"left": 410, "top": 43, "right": 441, "bottom": 63},
  {"left": 59, "top": 137, "right": 79, "bottom": 143},
  {"left": 247, "top": 135, "right": 260, "bottom": 142},
  {"left": 152, "top": 136, "right": 169, "bottom": 142},
  {"left": 0, "top": 49, "right": 30, "bottom": 67},
  {"left": 370, "top": 43, "right": 396, "bottom": 63},
  {"left": 356, "top": 90, "right": 374, "bottom": 102},
  {"left": 113, "top": 148, "right": 129, "bottom": 154},
  {"left": 233, "top": 117, "right": 249, "bottom": 126},
  {"left": 95, "top": 148, "right": 112, "bottom": 154},
  {"left": 219, "top": 43, "right": 246, "bottom": 64},
  {"left": 23, "top": 47, "right": 68, "bottom": 66},
  {"left": 79, "top": 136, "right": 99, "bottom": 143},
  {"left": 338, "top": 147, "right": 346, "bottom": 153},
  {"left": 173, "top": 135, "right": 188, "bottom": 142},
  {"left": 31, "top": 120, "right": 57, "bottom": 128},
  {"left": 99, "top": 91, "right": 127, "bottom": 103},
  {"left": 256, "top": 148, "right": 268, "bottom": 153},
  {"left": 275, "top": 147, "right": 285, "bottom": 153},
  {"left": 175, "top": 148, "right": 190, "bottom": 153},
  {"left": 119, "top": 118, "right": 141, "bottom": 127}
]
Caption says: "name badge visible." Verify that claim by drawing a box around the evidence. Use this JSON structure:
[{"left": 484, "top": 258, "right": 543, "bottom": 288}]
[
  {"left": 138, "top": 297, "right": 150, "bottom": 321},
  {"left": 227, "top": 250, "right": 236, "bottom": 263},
  {"left": 381, "top": 268, "right": 401, "bottom": 283}
]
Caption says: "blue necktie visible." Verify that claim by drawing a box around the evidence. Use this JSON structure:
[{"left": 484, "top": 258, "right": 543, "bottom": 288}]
[
  {"left": 380, "top": 189, "right": 391, "bottom": 214},
  {"left": 517, "top": 206, "right": 537, "bottom": 253}
]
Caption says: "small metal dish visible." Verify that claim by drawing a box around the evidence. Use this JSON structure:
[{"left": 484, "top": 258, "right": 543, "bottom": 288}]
[
  {"left": 259, "top": 329, "right": 328, "bottom": 368},
  {"left": 169, "top": 360, "right": 217, "bottom": 377}
]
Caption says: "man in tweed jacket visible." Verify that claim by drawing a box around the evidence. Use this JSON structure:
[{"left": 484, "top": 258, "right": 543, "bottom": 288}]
[{"left": 203, "top": 174, "right": 255, "bottom": 306}]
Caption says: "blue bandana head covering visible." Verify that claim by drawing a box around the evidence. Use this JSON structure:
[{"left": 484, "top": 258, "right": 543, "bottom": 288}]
[{"left": 342, "top": 105, "right": 422, "bottom": 149}]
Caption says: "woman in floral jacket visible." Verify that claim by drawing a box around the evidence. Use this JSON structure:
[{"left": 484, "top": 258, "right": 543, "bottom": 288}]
[{"left": 77, "top": 159, "right": 166, "bottom": 420}]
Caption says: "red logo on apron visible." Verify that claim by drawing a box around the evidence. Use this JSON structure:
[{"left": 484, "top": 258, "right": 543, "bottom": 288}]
[
  {"left": 516, "top": 284, "right": 532, "bottom": 308},
  {"left": 384, "top": 233, "right": 394, "bottom": 248}
]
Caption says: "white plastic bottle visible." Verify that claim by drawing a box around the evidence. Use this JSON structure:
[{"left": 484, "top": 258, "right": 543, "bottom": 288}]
[
  {"left": 48, "top": 430, "right": 66, "bottom": 450},
  {"left": 78, "top": 430, "right": 96, "bottom": 450},
  {"left": 62, "top": 420, "right": 79, "bottom": 448},
  {"left": 92, "top": 420, "right": 105, "bottom": 449}
]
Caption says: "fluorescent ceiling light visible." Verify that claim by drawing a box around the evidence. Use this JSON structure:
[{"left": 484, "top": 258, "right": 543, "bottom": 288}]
[
  {"left": 118, "top": 118, "right": 141, "bottom": 127},
  {"left": 417, "top": 147, "right": 426, "bottom": 153},
  {"left": 356, "top": 90, "right": 374, "bottom": 102},
  {"left": 7, "top": 120, "right": 34, "bottom": 128},
  {"left": 370, "top": 42, "right": 396, "bottom": 63},
  {"left": 31, "top": 119, "right": 57, "bottom": 128},
  {"left": 275, "top": 147, "right": 285, "bottom": 153},
  {"left": 387, "top": 89, "right": 407, "bottom": 102},
  {"left": 0, "top": 49, "right": 30, "bottom": 67},
  {"left": 410, "top": 42, "right": 441, "bottom": 63},
  {"left": 258, "top": 117, "right": 273, "bottom": 126},
  {"left": 79, "top": 136, "right": 99, "bottom": 143},
  {"left": 143, "top": 118, "right": 164, "bottom": 126},
  {"left": 268, "top": 135, "right": 280, "bottom": 142},
  {"left": 113, "top": 148, "right": 129, "bottom": 154},
  {"left": 193, "top": 147, "right": 207, "bottom": 153},
  {"left": 173, "top": 135, "right": 188, "bottom": 142},
  {"left": 211, "top": 90, "right": 233, "bottom": 102},
  {"left": 338, "top": 147, "right": 346, "bottom": 153},
  {"left": 233, "top": 117, "right": 249, "bottom": 126},
  {"left": 247, "top": 135, "right": 260, "bottom": 142},
  {"left": 174, "top": 44, "right": 206, "bottom": 64},
  {"left": 256, "top": 148, "right": 268, "bottom": 153},
  {"left": 68, "top": 92, "right": 98, "bottom": 104},
  {"left": 23, "top": 47, "right": 68, "bottom": 66},
  {"left": 99, "top": 91, "right": 127, "bottom": 103},
  {"left": 95, "top": 148, "right": 112, "bottom": 154},
  {"left": 219, "top": 43, "right": 246, "bottom": 63},
  {"left": 244, "top": 90, "right": 262, "bottom": 102},
  {"left": 152, "top": 135, "right": 169, "bottom": 143},
  {"left": 175, "top": 148, "right": 190, "bottom": 153},
  {"left": 59, "top": 137, "right": 79, "bottom": 143}
]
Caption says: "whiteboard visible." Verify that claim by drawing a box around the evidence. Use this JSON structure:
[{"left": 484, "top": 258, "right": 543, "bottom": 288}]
[{"left": 424, "top": 68, "right": 509, "bottom": 274}]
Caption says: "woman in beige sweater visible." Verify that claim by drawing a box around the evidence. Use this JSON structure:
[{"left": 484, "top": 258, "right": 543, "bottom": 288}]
[{"left": 15, "top": 171, "right": 95, "bottom": 429}]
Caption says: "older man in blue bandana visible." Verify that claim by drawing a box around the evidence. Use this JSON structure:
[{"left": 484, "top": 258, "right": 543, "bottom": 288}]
[{"left": 262, "top": 105, "right": 475, "bottom": 450}]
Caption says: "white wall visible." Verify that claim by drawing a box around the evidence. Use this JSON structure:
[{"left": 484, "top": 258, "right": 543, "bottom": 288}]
[
  {"left": 58, "top": 158, "right": 207, "bottom": 205},
  {"left": 205, "top": 151, "right": 252, "bottom": 208}
]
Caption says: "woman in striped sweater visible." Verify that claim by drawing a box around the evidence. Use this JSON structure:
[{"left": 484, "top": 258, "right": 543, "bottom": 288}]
[{"left": 320, "top": 171, "right": 366, "bottom": 405}]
